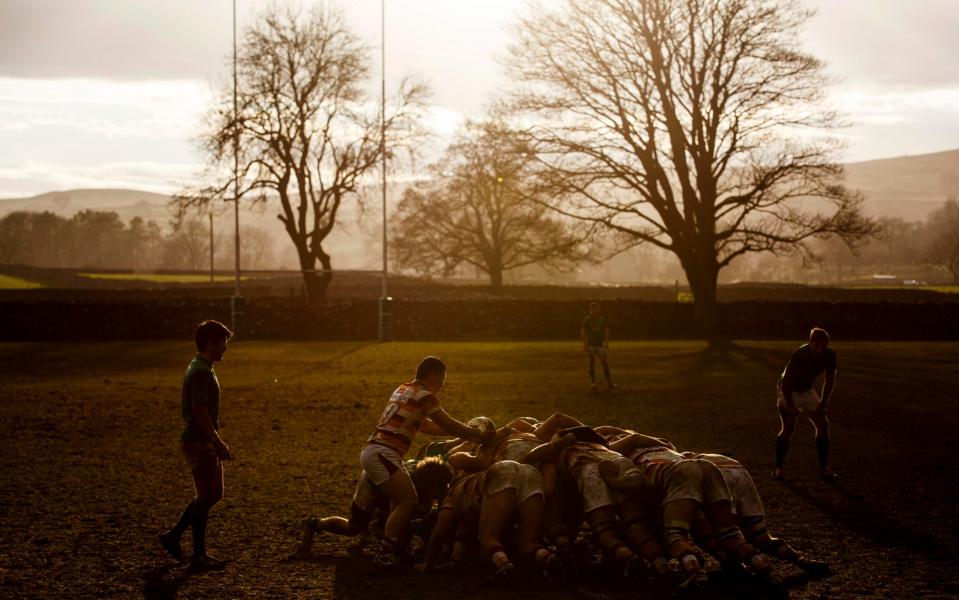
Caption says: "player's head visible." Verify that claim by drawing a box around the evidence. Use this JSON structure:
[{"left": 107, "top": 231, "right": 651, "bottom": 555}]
[
  {"left": 411, "top": 456, "right": 455, "bottom": 503},
  {"left": 415, "top": 356, "right": 447, "bottom": 392},
  {"left": 808, "top": 327, "right": 830, "bottom": 354},
  {"left": 468, "top": 416, "right": 496, "bottom": 436},
  {"left": 589, "top": 301, "right": 601, "bottom": 315},
  {"left": 194, "top": 319, "right": 233, "bottom": 360}
]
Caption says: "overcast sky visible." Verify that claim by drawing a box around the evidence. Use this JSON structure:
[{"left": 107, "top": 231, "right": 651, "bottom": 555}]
[{"left": 1, "top": 0, "right": 958, "bottom": 198}]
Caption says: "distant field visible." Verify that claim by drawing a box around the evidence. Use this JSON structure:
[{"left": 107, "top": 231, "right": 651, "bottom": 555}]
[
  {"left": 0, "top": 273, "right": 42, "bottom": 289},
  {"left": 1, "top": 340, "right": 957, "bottom": 599},
  {"left": 78, "top": 273, "right": 248, "bottom": 284},
  {"left": 842, "top": 284, "right": 959, "bottom": 294}
]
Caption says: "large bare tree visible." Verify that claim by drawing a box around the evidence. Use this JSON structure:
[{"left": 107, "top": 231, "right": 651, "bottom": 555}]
[
  {"left": 176, "top": 4, "right": 427, "bottom": 304},
  {"left": 509, "top": 0, "right": 877, "bottom": 332},
  {"left": 392, "top": 121, "right": 588, "bottom": 287}
]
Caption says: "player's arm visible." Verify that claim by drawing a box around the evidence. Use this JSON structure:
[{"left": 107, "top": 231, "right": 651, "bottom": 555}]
[
  {"left": 819, "top": 369, "right": 836, "bottom": 411},
  {"left": 603, "top": 323, "right": 610, "bottom": 347},
  {"left": 419, "top": 418, "right": 451, "bottom": 436},
  {"left": 428, "top": 409, "right": 488, "bottom": 443},
  {"left": 609, "top": 432, "right": 673, "bottom": 454},
  {"left": 421, "top": 508, "right": 459, "bottom": 572},
  {"left": 521, "top": 433, "right": 576, "bottom": 466},
  {"left": 448, "top": 451, "right": 494, "bottom": 472},
  {"left": 188, "top": 372, "right": 231, "bottom": 460},
  {"left": 534, "top": 413, "right": 585, "bottom": 442}
]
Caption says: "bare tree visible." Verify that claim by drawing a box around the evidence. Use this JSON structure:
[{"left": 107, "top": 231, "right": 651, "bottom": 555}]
[
  {"left": 163, "top": 219, "right": 209, "bottom": 271},
  {"left": 509, "top": 0, "right": 877, "bottom": 332},
  {"left": 925, "top": 198, "right": 959, "bottom": 283},
  {"left": 218, "top": 225, "right": 276, "bottom": 270},
  {"left": 175, "top": 4, "right": 427, "bottom": 304},
  {"left": 393, "top": 121, "right": 588, "bottom": 287}
]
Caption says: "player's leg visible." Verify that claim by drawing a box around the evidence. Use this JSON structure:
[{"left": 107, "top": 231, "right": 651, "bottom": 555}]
[
  {"left": 773, "top": 405, "right": 797, "bottom": 479},
  {"left": 598, "top": 349, "right": 614, "bottom": 388},
  {"left": 478, "top": 487, "right": 519, "bottom": 579},
  {"left": 620, "top": 498, "right": 670, "bottom": 579},
  {"left": 175, "top": 440, "right": 226, "bottom": 569},
  {"left": 585, "top": 505, "right": 638, "bottom": 574},
  {"left": 587, "top": 350, "right": 597, "bottom": 387},
  {"left": 808, "top": 411, "right": 837, "bottom": 479},
  {"left": 377, "top": 468, "right": 418, "bottom": 562}
]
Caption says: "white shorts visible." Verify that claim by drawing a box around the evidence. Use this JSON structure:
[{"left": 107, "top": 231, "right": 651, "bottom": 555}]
[
  {"left": 484, "top": 460, "right": 544, "bottom": 505},
  {"left": 777, "top": 385, "right": 821, "bottom": 414},
  {"left": 719, "top": 465, "right": 764, "bottom": 519},
  {"left": 360, "top": 443, "right": 405, "bottom": 486},
  {"left": 576, "top": 458, "right": 635, "bottom": 514},
  {"left": 694, "top": 454, "right": 764, "bottom": 519}
]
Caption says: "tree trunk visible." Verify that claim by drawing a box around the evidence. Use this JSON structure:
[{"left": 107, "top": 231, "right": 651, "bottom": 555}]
[
  {"left": 488, "top": 266, "right": 503, "bottom": 288},
  {"left": 683, "top": 259, "right": 721, "bottom": 339},
  {"left": 299, "top": 249, "right": 333, "bottom": 307}
]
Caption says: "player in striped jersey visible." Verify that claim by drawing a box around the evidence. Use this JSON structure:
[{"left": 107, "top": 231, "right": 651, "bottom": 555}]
[
  {"left": 362, "top": 356, "right": 490, "bottom": 566},
  {"left": 421, "top": 459, "right": 562, "bottom": 583},
  {"left": 524, "top": 428, "right": 646, "bottom": 581},
  {"left": 684, "top": 451, "right": 829, "bottom": 575},
  {"left": 597, "top": 427, "right": 773, "bottom": 584}
]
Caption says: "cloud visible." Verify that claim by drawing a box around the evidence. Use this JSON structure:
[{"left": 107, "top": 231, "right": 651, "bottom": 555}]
[
  {"left": 0, "top": 0, "right": 231, "bottom": 80},
  {"left": 0, "top": 78, "right": 212, "bottom": 140}
]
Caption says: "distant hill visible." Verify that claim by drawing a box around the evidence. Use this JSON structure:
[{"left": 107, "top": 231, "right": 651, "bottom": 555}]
[
  {"left": 1, "top": 148, "right": 956, "bottom": 225},
  {"left": 0, "top": 188, "right": 175, "bottom": 223},
  {"left": 844, "top": 148, "right": 959, "bottom": 221}
]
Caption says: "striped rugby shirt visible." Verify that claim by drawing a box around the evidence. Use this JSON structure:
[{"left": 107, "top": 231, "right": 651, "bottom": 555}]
[{"left": 367, "top": 381, "right": 441, "bottom": 455}]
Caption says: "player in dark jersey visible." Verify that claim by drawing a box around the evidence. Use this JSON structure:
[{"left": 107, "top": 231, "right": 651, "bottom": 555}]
[
  {"left": 581, "top": 302, "right": 616, "bottom": 390},
  {"left": 772, "top": 328, "right": 839, "bottom": 481},
  {"left": 160, "top": 320, "right": 233, "bottom": 570}
]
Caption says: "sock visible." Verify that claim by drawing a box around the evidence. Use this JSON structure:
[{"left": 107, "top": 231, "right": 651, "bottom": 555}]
[
  {"left": 171, "top": 499, "right": 195, "bottom": 537},
  {"left": 589, "top": 365, "right": 596, "bottom": 383},
  {"left": 603, "top": 365, "right": 612, "bottom": 384},
  {"left": 775, "top": 436, "right": 790, "bottom": 468},
  {"left": 489, "top": 546, "right": 511, "bottom": 568},
  {"left": 816, "top": 437, "right": 830, "bottom": 470},
  {"left": 190, "top": 501, "right": 211, "bottom": 557},
  {"left": 381, "top": 535, "right": 403, "bottom": 556}
]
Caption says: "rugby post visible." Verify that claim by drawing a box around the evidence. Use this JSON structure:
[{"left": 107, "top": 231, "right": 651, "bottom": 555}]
[{"left": 378, "top": 0, "right": 393, "bottom": 342}]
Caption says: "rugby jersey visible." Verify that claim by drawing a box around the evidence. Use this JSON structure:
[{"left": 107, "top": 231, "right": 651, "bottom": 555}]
[
  {"left": 367, "top": 381, "right": 441, "bottom": 455},
  {"left": 625, "top": 446, "right": 685, "bottom": 470},
  {"left": 491, "top": 432, "right": 542, "bottom": 462},
  {"left": 562, "top": 442, "right": 623, "bottom": 479}
]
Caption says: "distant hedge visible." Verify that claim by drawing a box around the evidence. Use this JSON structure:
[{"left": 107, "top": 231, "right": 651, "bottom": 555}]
[{"left": 0, "top": 297, "right": 957, "bottom": 340}]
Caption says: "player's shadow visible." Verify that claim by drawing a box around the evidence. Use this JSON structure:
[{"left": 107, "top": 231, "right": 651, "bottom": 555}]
[
  {"left": 140, "top": 561, "right": 225, "bottom": 600},
  {"left": 780, "top": 477, "right": 941, "bottom": 559}
]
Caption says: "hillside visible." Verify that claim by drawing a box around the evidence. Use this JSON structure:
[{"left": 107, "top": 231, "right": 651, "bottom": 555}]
[
  {"left": 3, "top": 149, "right": 957, "bottom": 224},
  {"left": 844, "top": 148, "right": 959, "bottom": 220}
]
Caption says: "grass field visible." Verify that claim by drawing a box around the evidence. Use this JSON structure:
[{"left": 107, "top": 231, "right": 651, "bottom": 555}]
[
  {"left": 0, "top": 273, "right": 42, "bottom": 289},
  {"left": 1, "top": 341, "right": 958, "bottom": 599}
]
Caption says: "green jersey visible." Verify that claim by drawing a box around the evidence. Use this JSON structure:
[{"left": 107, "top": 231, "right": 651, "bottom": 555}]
[
  {"left": 582, "top": 314, "right": 609, "bottom": 347},
  {"left": 180, "top": 354, "right": 220, "bottom": 443}
]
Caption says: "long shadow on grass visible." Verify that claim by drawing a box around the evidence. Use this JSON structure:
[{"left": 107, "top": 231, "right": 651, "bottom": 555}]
[
  {"left": 274, "top": 342, "right": 379, "bottom": 385},
  {"left": 780, "top": 478, "right": 941, "bottom": 559},
  {"left": 140, "top": 562, "right": 226, "bottom": 600}
]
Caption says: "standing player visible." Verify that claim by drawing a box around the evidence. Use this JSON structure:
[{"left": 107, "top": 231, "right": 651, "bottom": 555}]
[
  {"left": 363, "top": 356, "right": 489, "bottom": 566},
  {"left": 772, "top": 328, "right": 839, "bottom": 481},
  {"left": 581, "top": 302, "right": 616, "bottom": 390},
  {"left": 160, "top": 320, "right": 233, "bottom": 569}
]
